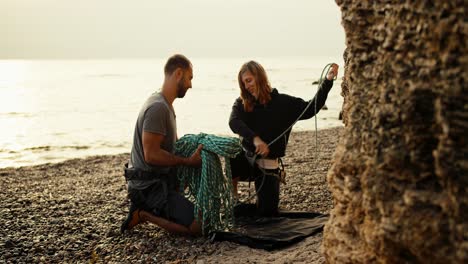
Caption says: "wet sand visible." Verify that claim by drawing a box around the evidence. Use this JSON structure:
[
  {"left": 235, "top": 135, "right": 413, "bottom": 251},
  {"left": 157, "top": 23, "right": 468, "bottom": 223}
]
[{"left": 0, "top": 126, "right": 343, "bottom": 263}]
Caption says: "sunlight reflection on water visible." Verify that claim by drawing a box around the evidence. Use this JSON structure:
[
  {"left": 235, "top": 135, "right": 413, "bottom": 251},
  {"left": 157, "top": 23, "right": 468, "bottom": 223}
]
[{"left": 0, "top": 57, "right": 344, "bottom": 168}]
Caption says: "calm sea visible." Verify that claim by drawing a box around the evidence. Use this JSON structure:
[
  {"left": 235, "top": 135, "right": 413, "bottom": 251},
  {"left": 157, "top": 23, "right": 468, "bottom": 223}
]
[{"left": 0, "top": 57, "right": 344, "bottom": 168}]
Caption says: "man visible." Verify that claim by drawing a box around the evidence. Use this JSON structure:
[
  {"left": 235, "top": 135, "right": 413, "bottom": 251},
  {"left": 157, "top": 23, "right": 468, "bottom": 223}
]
[{"left": 121, "top": 54, "right": 203, "bottom": 236}]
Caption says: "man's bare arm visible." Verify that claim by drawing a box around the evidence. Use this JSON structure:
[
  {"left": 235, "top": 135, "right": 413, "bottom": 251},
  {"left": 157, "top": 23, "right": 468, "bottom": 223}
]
[{"left": 142, "top": 131, "right": 202, "bottom": 167}]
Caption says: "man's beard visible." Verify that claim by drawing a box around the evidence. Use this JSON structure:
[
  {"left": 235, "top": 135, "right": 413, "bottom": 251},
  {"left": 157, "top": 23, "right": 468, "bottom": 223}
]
[{"left": 177, "top": 79, "right": 187, "bottom": 98}]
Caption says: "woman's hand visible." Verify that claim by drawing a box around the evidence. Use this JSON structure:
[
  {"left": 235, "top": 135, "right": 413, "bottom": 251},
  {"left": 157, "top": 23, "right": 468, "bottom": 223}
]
[
  {"left": 253, "top": 136, "right": 270, "bottom": 157},
  {"left": 326, "top": 63, "right": 339, "bottom": 80}
]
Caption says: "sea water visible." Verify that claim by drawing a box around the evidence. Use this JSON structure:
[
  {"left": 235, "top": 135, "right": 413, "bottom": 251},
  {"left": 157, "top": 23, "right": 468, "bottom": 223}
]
[{"left": 0, "top": 56, "right": 344, "bottom": 168}]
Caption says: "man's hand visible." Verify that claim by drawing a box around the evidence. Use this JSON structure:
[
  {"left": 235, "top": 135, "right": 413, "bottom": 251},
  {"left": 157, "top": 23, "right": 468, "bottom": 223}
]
[
  {"left": 253, "top": 136, "right": 270, "bottom": 157},
  {"left": 326, "top": 63, "right": 339, "bottom": 81},
  {"left": 186, "top": 144, "right": 203, "bottom": 167}
]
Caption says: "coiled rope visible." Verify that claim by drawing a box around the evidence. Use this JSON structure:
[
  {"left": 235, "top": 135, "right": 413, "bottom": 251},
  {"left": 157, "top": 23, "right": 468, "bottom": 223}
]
[{"left": 175, "top": 133, "right": 242, "bottom": 234}]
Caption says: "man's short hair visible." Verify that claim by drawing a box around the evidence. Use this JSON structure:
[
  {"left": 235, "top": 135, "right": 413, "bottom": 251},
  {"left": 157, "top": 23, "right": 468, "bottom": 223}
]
[{"left": 164, "top": 54, "right": 192, "bottom": 76}]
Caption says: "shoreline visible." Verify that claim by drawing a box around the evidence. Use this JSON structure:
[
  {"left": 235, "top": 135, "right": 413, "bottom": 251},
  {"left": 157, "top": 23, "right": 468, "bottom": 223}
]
[
  {"left": 0, "top": 127, "right": 343, "bottom": 263},
  {"left": 0, "top": 125, "right": 344, "bottom": 171}
]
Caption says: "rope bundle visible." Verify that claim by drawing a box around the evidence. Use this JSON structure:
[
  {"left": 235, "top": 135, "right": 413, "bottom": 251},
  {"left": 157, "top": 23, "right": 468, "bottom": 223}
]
[{"left": 175, "top": 133, "right": 242, "bottom": 234}]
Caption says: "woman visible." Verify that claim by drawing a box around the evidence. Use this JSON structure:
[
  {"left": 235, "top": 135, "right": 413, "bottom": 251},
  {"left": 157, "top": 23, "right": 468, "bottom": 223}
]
[{"left": 229, "top": 60, "right": 338, "bottom": 216}]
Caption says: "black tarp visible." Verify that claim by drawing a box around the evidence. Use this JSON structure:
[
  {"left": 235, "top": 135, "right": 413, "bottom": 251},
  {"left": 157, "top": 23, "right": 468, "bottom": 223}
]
[{"left": 209, "top": 203, "right": 329, "bottom": 251}]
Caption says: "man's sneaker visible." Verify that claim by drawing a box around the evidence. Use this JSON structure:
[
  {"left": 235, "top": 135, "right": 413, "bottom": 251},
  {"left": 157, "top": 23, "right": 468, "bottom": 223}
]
[{"left": 120, "top": 203, "right": 141, "bottom": 233}]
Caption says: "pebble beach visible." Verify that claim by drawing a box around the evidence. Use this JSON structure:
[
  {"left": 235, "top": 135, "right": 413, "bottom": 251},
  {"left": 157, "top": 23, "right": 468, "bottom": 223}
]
[{"left": 0, "top": 127, "right": 343, "bottom": 263}]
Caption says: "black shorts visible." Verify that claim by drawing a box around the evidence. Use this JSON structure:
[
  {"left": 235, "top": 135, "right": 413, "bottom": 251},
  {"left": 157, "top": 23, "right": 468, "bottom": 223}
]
[
  {"left": 129, "top": 182, "right": 195, "bottom": 227},
  {"left": 230, "top": 152, "right": 258, "bottom": 181},
  {"left": 164, "top": 191, "right": 195, "bottom": 227}
]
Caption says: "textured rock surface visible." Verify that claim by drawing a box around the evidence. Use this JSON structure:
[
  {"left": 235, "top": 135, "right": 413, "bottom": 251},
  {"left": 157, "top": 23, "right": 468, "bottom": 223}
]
[
  {"left": 323, "top": 1, "right": 467, "bottom": 263},
  {"left": 339, "top": 47, "right": 350, "bottom": 126}
]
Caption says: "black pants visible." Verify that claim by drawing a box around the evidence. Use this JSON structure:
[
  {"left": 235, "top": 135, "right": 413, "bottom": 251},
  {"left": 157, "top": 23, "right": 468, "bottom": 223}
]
[{"left": 231, "top": 153, "right": 280, "bottom": 217}]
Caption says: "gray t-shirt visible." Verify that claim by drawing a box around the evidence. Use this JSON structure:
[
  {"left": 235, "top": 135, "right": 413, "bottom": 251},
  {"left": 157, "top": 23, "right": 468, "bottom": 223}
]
[{"left": 128, "top": 92, "right": 177, "bottom": 190}]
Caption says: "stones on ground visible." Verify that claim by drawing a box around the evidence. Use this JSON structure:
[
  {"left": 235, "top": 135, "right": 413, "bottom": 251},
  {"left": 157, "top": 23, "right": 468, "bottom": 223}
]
[{"left": 0, "top": 128, "right": 341, "bottom": 263}]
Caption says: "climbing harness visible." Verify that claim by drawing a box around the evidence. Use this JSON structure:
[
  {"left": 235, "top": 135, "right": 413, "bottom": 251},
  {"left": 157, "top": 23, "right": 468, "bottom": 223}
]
[{"left": 175, "top": 133, "right": 242, "bottom": 234}]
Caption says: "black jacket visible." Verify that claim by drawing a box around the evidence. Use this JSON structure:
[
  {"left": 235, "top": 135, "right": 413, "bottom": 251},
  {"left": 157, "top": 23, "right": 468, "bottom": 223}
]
[{"left": 229, "top": 79, "right": 333, "bottom": 158}]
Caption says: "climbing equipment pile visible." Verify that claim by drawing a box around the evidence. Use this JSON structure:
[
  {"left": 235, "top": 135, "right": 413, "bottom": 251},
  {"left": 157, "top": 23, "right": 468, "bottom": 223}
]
[{"left": 175, "top": 133, "right": 242, "bottom": 234}]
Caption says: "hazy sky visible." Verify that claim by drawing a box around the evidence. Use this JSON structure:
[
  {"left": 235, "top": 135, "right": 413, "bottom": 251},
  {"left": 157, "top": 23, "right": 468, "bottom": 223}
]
[{"left": 1, "top": 0, "right": 345, "bottom": 59}]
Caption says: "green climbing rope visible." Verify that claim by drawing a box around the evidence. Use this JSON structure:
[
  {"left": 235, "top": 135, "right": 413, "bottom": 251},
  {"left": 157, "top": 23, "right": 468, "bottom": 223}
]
[{"left": 175, "top": 133, "right": 242, "bottom": 234}]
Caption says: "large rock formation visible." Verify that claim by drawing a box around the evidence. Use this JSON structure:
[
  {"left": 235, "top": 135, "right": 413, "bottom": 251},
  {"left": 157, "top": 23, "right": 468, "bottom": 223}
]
[{"left": 323, "top": 1, "right": 467, "bottom": 263}]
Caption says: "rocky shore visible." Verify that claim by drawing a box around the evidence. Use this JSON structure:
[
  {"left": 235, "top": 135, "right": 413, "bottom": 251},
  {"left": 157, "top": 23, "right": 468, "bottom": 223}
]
[{"left": 0, "top": 126, "right": 343, "bottom": 263}]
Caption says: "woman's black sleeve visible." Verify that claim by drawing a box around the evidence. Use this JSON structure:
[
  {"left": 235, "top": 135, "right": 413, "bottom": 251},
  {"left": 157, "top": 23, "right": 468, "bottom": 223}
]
[
  {"left": 291, "top": 79, "right": 334, "bottom": 120},
  {"left": 228, "top": 99, "right": 256, "bottom": 143}
]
